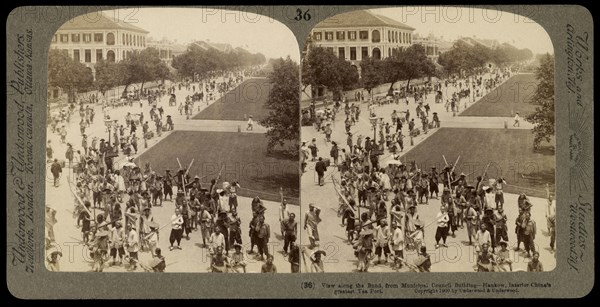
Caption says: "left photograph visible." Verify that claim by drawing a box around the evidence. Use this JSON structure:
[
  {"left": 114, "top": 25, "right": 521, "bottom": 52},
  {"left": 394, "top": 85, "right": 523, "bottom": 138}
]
[{"left": 45, "top": 8, "right": 301, "bottom": 273}]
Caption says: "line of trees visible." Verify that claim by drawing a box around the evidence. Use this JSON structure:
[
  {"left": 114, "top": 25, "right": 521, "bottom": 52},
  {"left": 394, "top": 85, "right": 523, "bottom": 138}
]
[
  {"left": 172, "top": 44, "right": 266, "bottom": 80},
  {"left": 361, "top": 44, "right": 437, "bottom": 97},
  {"left": 49, "top": 47, "right": 172, "bottom": 103},
  {"left": 301, "top": 44, "right": 438, "bottom": 101},
  {"left": 438, "top": 40, "right": 533, "bottom": 77},
  {"left": 49, "top": 44, "right": 267, "bottom": 105}
]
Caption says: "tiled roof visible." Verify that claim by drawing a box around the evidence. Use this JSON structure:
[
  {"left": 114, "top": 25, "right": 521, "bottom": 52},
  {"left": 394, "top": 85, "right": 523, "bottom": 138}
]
[
  {"left": 314, "top": 10, "right": 415, "bottom": 31},
  {"left": 58, "top": 12, "right": 149, "bottom": 33}
]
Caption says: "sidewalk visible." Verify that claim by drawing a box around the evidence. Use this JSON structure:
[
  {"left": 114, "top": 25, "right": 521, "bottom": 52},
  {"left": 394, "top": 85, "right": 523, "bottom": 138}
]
[{"left": 47, "top": 75, "right": 261, "bottom": 168}]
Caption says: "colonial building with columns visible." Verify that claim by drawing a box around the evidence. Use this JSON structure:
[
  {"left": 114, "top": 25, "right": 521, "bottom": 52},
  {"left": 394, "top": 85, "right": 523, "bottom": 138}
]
[
  {"left": 146, "top": 37, "right": 175, "bottom": 65},
  {"left": 310, "top": 10, "right": 415, "bottom": 72},
  {"left": 413, "top": 33, "right": 441, "bottom": 62},
  {"left": 50, "top": 13, "right": 149, "bottom": 76}
]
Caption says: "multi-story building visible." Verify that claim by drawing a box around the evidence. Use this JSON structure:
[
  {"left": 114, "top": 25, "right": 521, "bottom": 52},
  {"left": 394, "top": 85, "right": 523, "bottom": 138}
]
[
  {"left": 146, "top": 37, "right": 174, "bottom": 65},
  {"left": 413, "top": 33, "right": 440, "bottom": 62},
  {"left": 50, "top": 12, "right": 149, "bottom": 75},
  {"left": 309, "top": 10, "right": 415, "bottom": 71}
]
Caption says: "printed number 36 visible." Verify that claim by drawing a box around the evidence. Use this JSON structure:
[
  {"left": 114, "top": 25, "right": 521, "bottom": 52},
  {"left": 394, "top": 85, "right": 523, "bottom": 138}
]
[{"left": 295, "top": 9, "right": 311, "bottom": 21}]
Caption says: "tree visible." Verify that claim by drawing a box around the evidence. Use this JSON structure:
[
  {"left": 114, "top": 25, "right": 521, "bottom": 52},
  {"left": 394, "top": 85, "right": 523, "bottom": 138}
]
[
  {"left": 94, "top": 59, "right": 120, "bottom": 97},
  {"left": 360, "top": 56, "right": 382, "bottom": 98},
  {"left": 381, "top": 44, "right": 436, "bottom": 92},
  {"left": 302, "top": 46, "right": 358, "bottom": 100},
  {"left": 119, "top": 47, "right": 170, "bottom": 96},
  {"left": 172, "top": 44, "right": 265, "bottom": 80},
  {"left": 259, "top": 56, "right": 299, "bottom": 154},
  {"left": 48, "top": 49, "right": 94, "bottom": 104},
  {"left": 525, "top": 54, "right": 554, "bottom": 149}
]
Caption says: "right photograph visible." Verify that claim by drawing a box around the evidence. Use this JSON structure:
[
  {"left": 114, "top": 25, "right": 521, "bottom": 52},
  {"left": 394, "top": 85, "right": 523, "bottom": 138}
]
[{"left": 300, "top": 7, "right": 556, "bottom": 273}]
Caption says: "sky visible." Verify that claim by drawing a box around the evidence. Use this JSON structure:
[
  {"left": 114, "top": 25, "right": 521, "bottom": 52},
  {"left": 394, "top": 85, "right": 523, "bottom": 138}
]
[
  {"left": 102, "top": 8, "right": 300, "bottom": 62},
  {"left": 371, "top": 7, "right": 554, "bottom": 55}
]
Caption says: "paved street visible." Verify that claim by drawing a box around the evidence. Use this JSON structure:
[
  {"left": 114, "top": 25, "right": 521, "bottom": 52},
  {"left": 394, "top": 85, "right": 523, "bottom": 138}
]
[
  {"left": 300, "top": 74, "right": 556, "bottom": 272},
  {"left": 46, "top": 76, "right": 300, "bottom": 273}
]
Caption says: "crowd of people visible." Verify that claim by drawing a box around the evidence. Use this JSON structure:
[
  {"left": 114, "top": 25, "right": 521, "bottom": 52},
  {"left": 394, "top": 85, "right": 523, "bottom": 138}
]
[
  {"left": 301, "top": 68, "right": 554, "bottom": 272},
  {"left": 46, "top": 66, "right": 299, "bottom": 273},
  {"left": 64, "top": 156, "right": 299, "bottom": 273}
]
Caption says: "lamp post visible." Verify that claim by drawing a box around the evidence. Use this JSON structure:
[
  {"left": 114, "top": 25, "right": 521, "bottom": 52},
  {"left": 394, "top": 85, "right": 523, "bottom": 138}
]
[{"left": 369, "top": 116, "right": 378, "bottom": 144}]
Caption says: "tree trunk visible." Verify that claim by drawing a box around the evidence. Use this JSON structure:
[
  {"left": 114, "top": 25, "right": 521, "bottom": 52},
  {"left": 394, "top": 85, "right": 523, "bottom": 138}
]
[
  {"left": 140, "top": 81, "right": 145, "bottom": 94},
  {"left": 405, "top": 78, "right": 412, "bottom": 92},
  {"left": 122, "top": 84, "right": 130, "bottom": 98}
]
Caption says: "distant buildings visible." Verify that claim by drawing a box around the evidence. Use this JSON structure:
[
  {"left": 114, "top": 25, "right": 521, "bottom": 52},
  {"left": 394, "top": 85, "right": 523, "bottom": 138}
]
[
  {"left": 413, "top": 33, "right": 441, "bottom": 62},
  {"left": 309, "top": 10, "right": 415, "bottom": 70},
  {"left": 146, "top": 38, "right": 176, "bottom": 65},
  {"left": 456, "top": 36, "right": 500, "bottom": 49},
  {"left": 50, "top": 13, "right": 149, "bottom": 74},
  {"left": 190, "top": 40, "right": 234, "bottom": 53}
]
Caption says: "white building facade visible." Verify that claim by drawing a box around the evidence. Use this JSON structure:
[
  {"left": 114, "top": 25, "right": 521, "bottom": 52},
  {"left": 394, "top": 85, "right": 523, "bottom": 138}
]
[
  {"left": 310, "top": 10, "right": 415, "bottom": 70},
  {"left": 50, "top": 13, "right": 149, "bottom": 75},
  {"left": 147, "top": 38, "right": 174, "bottom": 65}
]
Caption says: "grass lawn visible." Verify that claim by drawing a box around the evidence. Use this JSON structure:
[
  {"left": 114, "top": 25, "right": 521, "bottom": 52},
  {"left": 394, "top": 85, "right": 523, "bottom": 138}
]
[
  {"left": 461, "top": 74, "right": 540, "bottom": 117},
  {"left": 135, "top": 131, "right": 299, "bottom": 203},
  {"left": 193, "top": 78, "right": 272, "bottom": 121},
  {"left": 402, "top": 128, "right": 555, "bottom": 198}
]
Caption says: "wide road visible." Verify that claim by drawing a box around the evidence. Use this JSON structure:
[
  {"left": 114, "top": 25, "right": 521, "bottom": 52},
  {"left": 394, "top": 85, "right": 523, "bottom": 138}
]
[
  {"left": 46, "top": 74, "right": 300, "bottom": 273},
  {"left": 300, "top": 73, "right": 556, "bottom": 272}
]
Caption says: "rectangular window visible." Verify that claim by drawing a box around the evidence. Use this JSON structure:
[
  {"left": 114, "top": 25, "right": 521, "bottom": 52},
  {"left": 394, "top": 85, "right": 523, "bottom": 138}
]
[
  {"left": 348, "top": 31, "right": 357, "bottom": 40},
  {"left": 325, "top": 32, "right": 334, "bottom": 41},
  {"left": 83, "top": 34, "right": 92, "bottom": 43},
  {"left": 60, "top": 34, "right": 69, "bottom": 43},
  {"left": 336, "top": 31, "right": 345, "bottom": 41},
  {"left": 359, "top": 31, "right": 368, "bottom": 40},
  {"left": 313, "top": 32, "right": 322, "bottom": 41},
  {"left": 350, "top": 47, "right": 356, "bottom": 60},
  {"left": 326, "top": 47, "right": 334, "bottom": 54},
  {"left": 73, "top": 50, "right": 80, "bottom": 62},
  {"left": 338, "top": 47, "right": 345, "bottom": 60},
  {"left": 94, "top": 33, "right": 103, "bottom": 42},
  {"left": 361, "top": 47, "right": 369, "bottom": 59},
  {"left": 84, "top": 49, "right": 91, "bottom": 63},
  {"left": 96, "top": 49, "right": 103, "bottom": 61},
  {"left": 71, "top": 34, "right": 80, "bottom": 43},
  {"left": 52, "top": 35, "right": 57, "bottom": 43}
]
